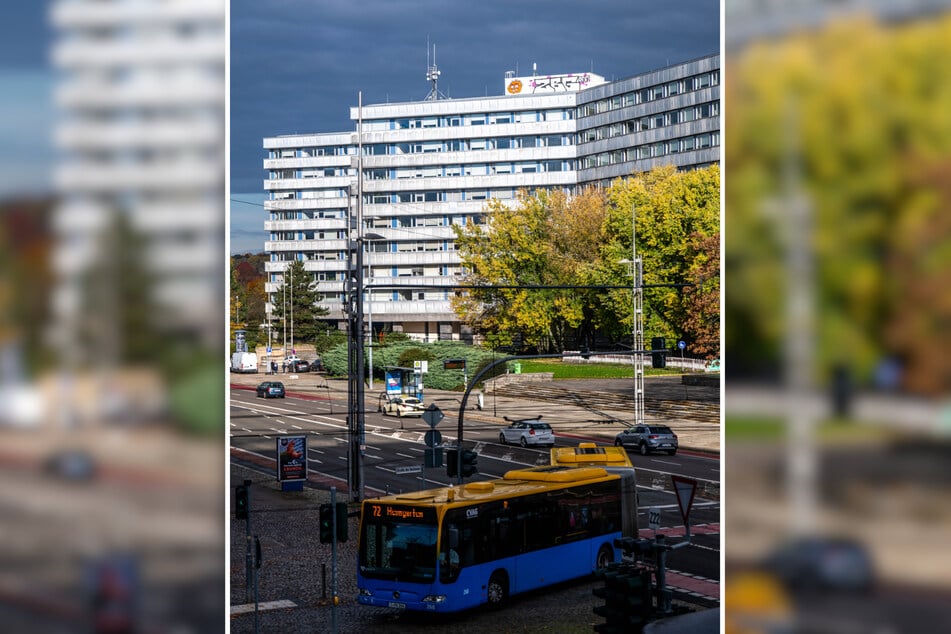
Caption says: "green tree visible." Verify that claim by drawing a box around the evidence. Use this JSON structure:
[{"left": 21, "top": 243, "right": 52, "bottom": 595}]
[{"left": 270, "top": 260, "right": 329, "bottom": 346}]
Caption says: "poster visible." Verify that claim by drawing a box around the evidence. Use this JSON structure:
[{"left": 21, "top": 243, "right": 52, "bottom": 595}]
[{"left": 277, "top": 435, "right": 307, "bottom": 482}]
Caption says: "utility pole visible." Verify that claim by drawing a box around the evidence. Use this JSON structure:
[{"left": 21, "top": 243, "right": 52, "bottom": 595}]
[
  {"left": 346, "top": 92, "right": 366, "bottom": 503},
  {"left": 621, "top": 205, "right": 645, "bottom": 427}
]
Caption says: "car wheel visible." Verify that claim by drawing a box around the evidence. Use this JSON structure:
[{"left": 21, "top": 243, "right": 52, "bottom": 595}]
[
  {"left": 639, "top": 442, "right": 649, "bottom": 456},
  {"left": 614, "top": 439, "right": 623, "bottom": 447},
  {"left": 486, "top": 571, "right": 508, "bottom": 608},
  {"left": 519, "top": 436, "right": 528, "bottom": 448},
  {"left": 596, "top": 544, "right": 614, "bottom": 571},
  {"left": 499, "top": 433, "right": 506, "bottom": 445},
  {"left": 668, "top": 449, "right": 677, "bottom": 456}
]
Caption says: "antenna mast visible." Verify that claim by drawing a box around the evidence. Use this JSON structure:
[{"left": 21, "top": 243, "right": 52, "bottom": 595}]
[{"left": 425, "top": 42, "right": 445, "bottom": 101}]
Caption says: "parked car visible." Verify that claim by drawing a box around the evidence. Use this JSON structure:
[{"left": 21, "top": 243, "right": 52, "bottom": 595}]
[
  {"left": 256, "top": 381, "right": 286, "bottom": 399},
  {"left": 614, "top": 424, "right": 678, "bottom": 455},
  {"left": 287, "top": 359, "right": 310, "bottom": 373},
  {"left": 308, "top": 358, "right": 323, "bottom": 372},
  {"left": 380, "top": 396, "right": 424, "bottom": 417},
  {"left": 498, "top": 417, "right": 555, "bottom": 447}
]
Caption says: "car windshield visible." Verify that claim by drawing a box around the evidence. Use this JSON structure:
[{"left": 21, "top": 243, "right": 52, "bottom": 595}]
[
  {"left": 649, "top": 426, "right": 673, "bottom": 434},
  {"left": 531, "top": 423, "right": 552, "bottom": 431}
]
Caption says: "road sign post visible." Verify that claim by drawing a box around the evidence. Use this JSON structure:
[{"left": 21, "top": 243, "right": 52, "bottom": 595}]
[{"left": 670, "top": 475, "right": 698, "bottom": 540}]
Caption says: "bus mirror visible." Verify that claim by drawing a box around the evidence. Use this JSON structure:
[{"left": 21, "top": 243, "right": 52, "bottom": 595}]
[{"left": 448, "top": 527, "right": 459, "bottom": 549}]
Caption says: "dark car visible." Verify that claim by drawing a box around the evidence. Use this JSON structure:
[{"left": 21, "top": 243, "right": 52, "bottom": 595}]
[
  {"left": 308, "top": 358, "right": 323, "bottom": 372},
  {"left": 256, "top": 381, "right": 286, "bottom": 398},
  {"left": 614, "top": 424, "right": 678, "bottom": 455},
  {"left": 289, "top": 359, "right": 310, "bottom": 373},
  {"left": 761, "top": 536, "right": 875, "bottom": 594}
]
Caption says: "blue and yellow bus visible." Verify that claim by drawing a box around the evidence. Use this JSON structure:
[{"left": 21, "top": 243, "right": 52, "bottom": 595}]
[{"left": 357, "top": 463, "right": 638, "bottom": 612}]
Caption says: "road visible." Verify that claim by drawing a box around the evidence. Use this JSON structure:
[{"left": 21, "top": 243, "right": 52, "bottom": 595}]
[{"left": 229, "top": 385, "right": 720, "bottom": 591}]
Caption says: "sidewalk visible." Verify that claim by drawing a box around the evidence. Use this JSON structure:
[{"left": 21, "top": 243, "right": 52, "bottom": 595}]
[{"left": 229, "top": 371, "right": 720, "bottom": 456}]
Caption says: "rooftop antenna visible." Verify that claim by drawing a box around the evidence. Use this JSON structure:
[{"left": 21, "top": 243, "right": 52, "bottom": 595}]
[{"left": 425, "top": 40, "right": 446, "bottom": 101}]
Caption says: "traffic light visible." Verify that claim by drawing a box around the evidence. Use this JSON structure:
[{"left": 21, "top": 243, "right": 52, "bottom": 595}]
[
  {"left": 651, "top": 337, "right": 666, "bottom": 369},
  {"left": 460, "top": 449, "right": 478, "bottom": 478},
  {"left": 319, "top": 503, "right": 333, "bottom": 543},
  {"left": 235, "top": 484, "right": 248, "bottom": 520},
  {"left": 335, "top": 502, "right": 348, "bottom": 543},
  {"left": 446, "top": 448, "right": 459, "bottom": 478},
  {"left": 320, "top": 502, "right": 349, "bottom": 543}
]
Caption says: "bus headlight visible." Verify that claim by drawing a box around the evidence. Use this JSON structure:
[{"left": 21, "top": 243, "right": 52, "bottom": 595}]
[
  {"left": 422, "top": 594, "right": 447, "bottom": 604},
  {"left": 358, "top": 588, "right": 372, "bottom": 597}
]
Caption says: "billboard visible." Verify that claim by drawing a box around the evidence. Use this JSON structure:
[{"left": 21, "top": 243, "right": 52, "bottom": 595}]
[
  {"left": 504, "top": 72, "right": 605, "bottom": 96},
  {"left": 276, "top": 435, "right": 307, "bottom": 482}
]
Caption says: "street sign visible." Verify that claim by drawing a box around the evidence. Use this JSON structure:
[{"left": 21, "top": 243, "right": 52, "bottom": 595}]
[
  {"left": 678, "top": 340, "right": 686, "bottom": 350},
  {"left": 670, "top": 475, "right": 698, "bottom": 526},
  {"left": 422, "top": 403, "right": 444, "bottom": 429},
  {"left": 424, "top": 429, "right": 442, "bottom": 448},
  {"left": 648, "top": 507, "right": 661, "bottom": 530},
  {"left": 443, "top": 358, "right": 466, "bottom": 370},
  {"left": 395, "top": 465, "right": 422, "bottom": 475}
]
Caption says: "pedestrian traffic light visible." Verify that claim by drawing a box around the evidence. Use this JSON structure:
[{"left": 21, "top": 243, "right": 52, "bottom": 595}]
[
  {"left": 320, "top": 502, "right": 349, "bottom": 543},
  {"left": 460, "top": 449, "right": 478, "bottom": 478},
  {"left": 446, "top": 448, "right": 459, "bottom": 478},
  {"left": 319, "top": 503, "right": 333, "bottom": 543},
  {"left": 235, "top": 485, "right": 248, "bottom": 520}
]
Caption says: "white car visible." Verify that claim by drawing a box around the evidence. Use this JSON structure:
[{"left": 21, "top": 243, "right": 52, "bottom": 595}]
[
  {"left": 498, "top": 417, "right": 555, "bottom": 447},
  {"left": 380, "top": 396, "right": 424, "bottom": 417}
]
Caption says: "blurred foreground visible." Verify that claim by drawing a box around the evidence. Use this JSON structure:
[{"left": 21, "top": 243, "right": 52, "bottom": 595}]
[
  {"left": 725, "top": 5, "right": 951, "bottom": 633},
  {"left": 0, "top": 1, "right": 226, "bottom": 631}
]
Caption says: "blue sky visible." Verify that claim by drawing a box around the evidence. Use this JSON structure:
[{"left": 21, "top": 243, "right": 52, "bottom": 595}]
[
  {"left": 230, "top": 0, "right": 721, "bottom": 253},
  {"left": 0, "top": 2, "right": 720, "bottom": 254}
]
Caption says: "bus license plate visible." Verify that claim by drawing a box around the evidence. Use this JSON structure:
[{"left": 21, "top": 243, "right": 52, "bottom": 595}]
[{"left": 388, "top": 601, "right": 406, "bottom": 609}]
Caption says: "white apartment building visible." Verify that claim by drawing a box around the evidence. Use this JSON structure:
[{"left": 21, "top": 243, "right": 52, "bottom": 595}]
[
  {"left": 263, "top": 55, "right": 719, "bottom": 341},
  {"left": 50, "top": 0, "right": 226, "bottom": 357}
]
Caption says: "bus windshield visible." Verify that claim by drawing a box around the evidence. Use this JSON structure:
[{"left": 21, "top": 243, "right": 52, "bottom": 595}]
[{"left": 360, "top": 514, "right": 438, "bottom": 584}]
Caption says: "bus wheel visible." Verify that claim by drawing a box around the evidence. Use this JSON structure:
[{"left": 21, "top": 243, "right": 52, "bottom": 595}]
[
  {"left": 596, "top": 545, "right": 614, "bottom": 570},
  {"left": 486, "top": 571, "right": 508, "bottom": 608}
]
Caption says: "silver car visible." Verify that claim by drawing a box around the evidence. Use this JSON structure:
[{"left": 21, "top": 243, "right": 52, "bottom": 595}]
[
  {"left": 614, "top": 424, "right": 678, "bottom": 455},
  {"left": 498, "top": 418, "right": 555, "bottom": 447}
]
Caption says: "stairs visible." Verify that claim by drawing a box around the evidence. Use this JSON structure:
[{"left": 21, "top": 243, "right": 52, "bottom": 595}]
[{"left": 489, "top": 383, "right": 719, "bottom": 425}]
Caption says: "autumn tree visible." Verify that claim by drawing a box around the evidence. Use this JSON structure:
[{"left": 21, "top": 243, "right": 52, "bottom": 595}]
[
  {"left": 452, "top": 168, "right": 719, "bottom": 356},
  {"left": 595, "top": 165, "right": 720, "bottom": 357},
  {"left": 726, "top": 16, "right": 951, "bottom": 392}
]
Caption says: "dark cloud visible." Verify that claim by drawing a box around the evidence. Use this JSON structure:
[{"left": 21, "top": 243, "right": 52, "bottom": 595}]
[{"left": 230, "top": 0, "right": 720, "bottom": 193}]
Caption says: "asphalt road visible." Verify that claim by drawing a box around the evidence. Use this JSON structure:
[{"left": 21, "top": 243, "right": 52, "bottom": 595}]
[{"left": 229, "top": 385, "right": 720, "bottom": 589}]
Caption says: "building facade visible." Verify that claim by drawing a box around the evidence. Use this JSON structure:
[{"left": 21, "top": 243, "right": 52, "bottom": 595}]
[
  {"left": 50, "top": 0, "right": 226, "bottom": 358},
  {"left": 263, "top": 54, "right": 719, "bottom": 341}
]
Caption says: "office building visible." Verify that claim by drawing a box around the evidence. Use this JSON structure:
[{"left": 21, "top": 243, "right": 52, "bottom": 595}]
[
  {"left": 263, "top": 54, "right": 718, "bottom": 341},
  {"left": 50, "top": 0, "right": 226, "bottom": 359}
]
